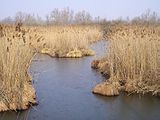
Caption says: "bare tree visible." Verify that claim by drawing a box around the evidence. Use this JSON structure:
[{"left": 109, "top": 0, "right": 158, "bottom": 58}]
[
  {"left": 1, "top": 7, "right": 101, "bottom": 25},
  {"left": 74, "top": 10, "right": 92, "bottom": 24},
  {"left": 24, "top": 14, "right": 37, "bottom": 25},
  {"left": 0, "top": 16, "right": 14, "bottom": 24},
  {"left": 15, "top": 12, "right": 25, "bottom": 23},
  {"left": 36, "top": 14, "right": 44, "bottom": 25},
  {"left": 132, "top": 9, "right": 160, "bottom": 25},
  {"left": 49, "top": 7, "right": 74, "bottom": 25},
  {"left": 14, "top": 12, "right": 44, "bottom": 25}
]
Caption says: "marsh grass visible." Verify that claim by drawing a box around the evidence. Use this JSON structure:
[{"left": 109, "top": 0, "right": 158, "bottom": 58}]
[
  {"left": 38, "top": 25, "right": 103, "bottom": 56},
  {"left": 0, "top": 24, "right": 102, "bottom": 111},
  {"left": 107, "top": 25, "right": 160, "bottom": 94},
  {"left": 0, "top": 24, "right": 40, "bottom": 111}
]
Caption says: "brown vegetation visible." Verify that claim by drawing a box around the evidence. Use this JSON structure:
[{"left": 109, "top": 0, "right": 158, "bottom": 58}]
[
  {"left": 38, "top": 25, "right": 102, "bottom": 57},
  {"left": 0, "top": 24, "right": 102, "bottom": 111},
  {"left": 0, "top": 24, "right": 44, "bottom": 111},
  {"left": 92, "top": 81, "right": 120, "bottom": 96},
  {"left": 92, "top": 24, "right": 160, "bottom": 96}
]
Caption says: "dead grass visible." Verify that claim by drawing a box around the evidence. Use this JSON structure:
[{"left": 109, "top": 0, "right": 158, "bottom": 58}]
[
  {"left": 37, "top": 25, "right": 103, "bottom": 57},
  {"left": 0, "top": 24, "right": 103, "bottom": 111},
  {"left": 93, "top": 24, "right": 160, "bottom": 96},
  {"left": 109, "top": 25, "right": 160, "bottom": 95},
  {"left": 0, "top": 24, "right": 41, "bottom": 111}
]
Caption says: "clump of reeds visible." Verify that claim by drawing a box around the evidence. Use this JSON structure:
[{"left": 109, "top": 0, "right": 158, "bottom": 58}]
[
  {"left": 108, "top": 25, "right": 160, "bottom": 95},
  {"left": 0, "top": 24, "right": 43, "bottom": 111},
  {"left": 37, "top": 25, "right": 103, "bottom": 57}
]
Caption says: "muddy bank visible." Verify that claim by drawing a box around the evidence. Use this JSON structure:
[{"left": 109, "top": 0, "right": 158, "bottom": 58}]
[
  {"left": 0, "top": 76, "right": 37, "bottom": 112},
  {"left": 0, "top": 40, "right": 160, "bottom": 120},
  {"left": 0, "top": 24, "right": 100, "bottom": 112},
  {"left": 91, "top": 58, "right": 160, "bottom": 97},
  {"left": 41, "top": 47, "right": 95, "bottom": 58},
  {"left": 91, "top": 24, "right": 160, "bottom": 96},
  {"left": 92, "top": 24, "right": 160, "bottom": 97}
]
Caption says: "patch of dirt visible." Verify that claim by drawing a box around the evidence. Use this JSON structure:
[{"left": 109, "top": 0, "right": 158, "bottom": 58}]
[
  {"left": 0, "top": 77, "right": 37, "bottom": 112},
  {"left": 41, "top": 48, "right": 95, "bottom": 58},
  {"left": 92, "top": 81, "right": 120, "bottom": 96}
]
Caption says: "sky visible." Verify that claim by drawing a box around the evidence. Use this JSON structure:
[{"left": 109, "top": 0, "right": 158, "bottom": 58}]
[{"left": 0, "top": 0, "right": 160, "bottom": 20}]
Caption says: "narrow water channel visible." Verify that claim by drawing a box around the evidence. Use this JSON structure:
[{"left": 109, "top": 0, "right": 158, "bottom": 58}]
[{"left": 0, "top": 41, "right": 159, "bottom": 120}]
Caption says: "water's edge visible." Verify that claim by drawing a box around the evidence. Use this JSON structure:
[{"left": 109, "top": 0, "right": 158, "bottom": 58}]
[{"left": 0, "top": 41, "right": 159, "bottom": 120}]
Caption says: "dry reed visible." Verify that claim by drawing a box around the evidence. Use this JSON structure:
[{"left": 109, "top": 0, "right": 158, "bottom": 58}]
[
  {"left": 37, "top": 25, "right": 103, "bottom": 57},
  {"left": 0, "top": 24, "right": 102, "bottom": 111},
  {"left": 0, "top": 24, "right": 41, "bottom": 111},
  {"left": 108, "top": 25, "right": 160, "bottom": 95}
]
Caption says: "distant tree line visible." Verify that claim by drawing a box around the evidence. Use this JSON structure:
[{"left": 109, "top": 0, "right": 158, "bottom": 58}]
[
  {"left": 46, "top": 7, "right": 96, "bottom": 25},
  {"left": 0, "top": 8, "right": 160, "bottom": 26},
  {"left": 131, "top": 9, "right": 160, "bottom": 25},
  {"left": 103, "top": 9, "right": 160, "bottom": 26},
  {"left": 47, "top": 7, "right": 99, "bottom": 25},
  {"left": 0, "top": 12, "right": 45, "bottom": 25},
  {"left": 0, "top": 7, "right": 104, "bottom": 25}
]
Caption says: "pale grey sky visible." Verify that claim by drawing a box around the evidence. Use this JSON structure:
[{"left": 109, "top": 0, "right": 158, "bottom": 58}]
[{"left": 0, "top": 0, "right": 160, "bottom": 20}]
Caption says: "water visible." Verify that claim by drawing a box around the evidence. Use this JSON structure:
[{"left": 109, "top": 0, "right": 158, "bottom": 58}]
[{"left": 0, "top": 41, "right": 159, "bottom": 120}]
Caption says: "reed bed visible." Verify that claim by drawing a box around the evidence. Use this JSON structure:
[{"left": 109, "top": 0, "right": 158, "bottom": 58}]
[
  {"left": 37, "top": 25, "right": 103, "bottom": 57},
  {"left": 93, "top": 24, "right": 160, "bottom": 96},
  {"left": 108, "top": 25, "right": 160, "bottom": 94},
  {"left": 0, "top": 24, "right": 102, "bottom": 111},
  {"left": 0, "top": 24, "right": 42, "bottom": 111}
]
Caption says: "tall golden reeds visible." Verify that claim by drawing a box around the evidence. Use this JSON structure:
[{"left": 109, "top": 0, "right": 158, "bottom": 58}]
[
  {"left": 38, "top": 25, "right": 103, "bottom": 57},
  {"left": 107, "top": 25, "right": 160, "bottom": 94},
  {"left": 0, "top": 24, "right": 38, "bottom": 111},
  {"left": 0, "top": 24, "right": 103, "bottom": 111}
]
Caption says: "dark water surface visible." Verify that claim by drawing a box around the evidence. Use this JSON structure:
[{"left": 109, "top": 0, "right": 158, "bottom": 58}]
[{"left": 0, "top": 41, "right": 159, "bottom": 120}]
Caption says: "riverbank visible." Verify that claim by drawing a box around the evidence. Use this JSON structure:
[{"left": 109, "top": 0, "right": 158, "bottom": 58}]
[
  {"left": 0, "top": 24, "right": 103, "bottom": 111},
  {"left": 92, "top": 24, "right": 160, "bottom": 96},
  {"left": 1, "top": 41, "right": 159, "bottom": 120},
  {"left": 0, "top": 24, "right": 38, "bottom": 111},
  {"left": 39, "top": 25, "right": 102, "bottom": 57}
]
